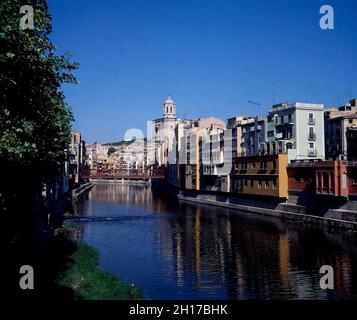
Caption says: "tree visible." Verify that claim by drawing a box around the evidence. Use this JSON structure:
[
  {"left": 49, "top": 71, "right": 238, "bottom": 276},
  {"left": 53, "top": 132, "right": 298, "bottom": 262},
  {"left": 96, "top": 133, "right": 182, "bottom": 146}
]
[
  {"left": 0, "top": 0, "right": 78, "bottom": 216},
  {"left": 108, "top": 147, "right": 116, "bottom": 156}
]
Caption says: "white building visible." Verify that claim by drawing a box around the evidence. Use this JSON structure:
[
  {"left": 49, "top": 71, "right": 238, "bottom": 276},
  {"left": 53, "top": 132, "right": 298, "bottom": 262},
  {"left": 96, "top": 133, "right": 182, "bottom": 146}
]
[
  {"left": 151, "top": 96, "right": 178, "bottom": 166},
  {"left": 69, "top": 131, "right": 86, "bottom": 183},
  {"left": 266, "top": 102, "right": 325, "bottom": 162}
]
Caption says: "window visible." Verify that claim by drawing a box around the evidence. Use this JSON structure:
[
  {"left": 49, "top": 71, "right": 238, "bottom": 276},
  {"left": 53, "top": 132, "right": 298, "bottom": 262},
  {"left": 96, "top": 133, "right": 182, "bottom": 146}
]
[
  {"left": 294, "top": 173, "right": 302, "bottom": 182},
  {"left": 250, "top": 179, "right": 254, "bottom": 187},
  {"left": 353, "top": 175, "right": 357, "bottom": 185},
  {"left": 265, "top": 180, "right": 269, "bottom": 189},
  {"left": 272, "top": 179, "right": 277, "bottom": 189},
  {"left": 288, "top": 114, "right": 292, "bottom": 123},
  {"left": 252, "top": 162, "right": 256, "bottom": 169},
  {"left": 280, "top": 116, "right": 284, "bottom": 124},
  {"left": 309, "top": 143, "right": 314, "bottom": 149},
  {"left": 258, "top": 180, "right": 262, "bottom": 188},
  {"left": 323, "top": 172, "right": 329, "bottom": 191},
  {"left": 272, "top": 160, "right": 277, "bottom": 169},
  {"left": 278, "top": 142, "right": 283, "bottom": 153},
  {"left": 244, "top": 179, "right": 248, "bottom": 187},
  {"left": 308, "top": 113, "right": 314, "bottom": 125},
  {"left": 342, "top": 173, "right": 347, "bottom": 189},
  {"left": 317, "top": 172, "right": 322, "bottom": 188}
]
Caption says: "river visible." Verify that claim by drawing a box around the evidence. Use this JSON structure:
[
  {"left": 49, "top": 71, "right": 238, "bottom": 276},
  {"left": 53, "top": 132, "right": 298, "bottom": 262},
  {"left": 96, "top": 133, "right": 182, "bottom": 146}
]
[{"left": 72, "top": 182, "right": 357, "bottom": 300}]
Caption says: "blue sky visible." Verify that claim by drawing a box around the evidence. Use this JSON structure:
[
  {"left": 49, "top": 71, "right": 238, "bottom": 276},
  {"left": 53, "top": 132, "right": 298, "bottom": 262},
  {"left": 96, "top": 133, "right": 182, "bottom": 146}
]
[{"left": 48, "top": 0, "right": 357, "bottom": 143}]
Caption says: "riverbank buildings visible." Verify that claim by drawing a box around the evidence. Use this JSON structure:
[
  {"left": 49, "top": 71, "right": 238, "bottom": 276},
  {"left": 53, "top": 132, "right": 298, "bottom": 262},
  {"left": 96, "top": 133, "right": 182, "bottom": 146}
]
[
  {"left": 287, "top": 99, "right": 357, "bottom": 213},
  {"left": 155, "top": 96, "right": 357, "bottom": 212},
  {"left": 69, "top": 131, "right": 87, "bottom": 185},
  {"left": 151, "top": 96, "right": 178, "bottom": 167}
]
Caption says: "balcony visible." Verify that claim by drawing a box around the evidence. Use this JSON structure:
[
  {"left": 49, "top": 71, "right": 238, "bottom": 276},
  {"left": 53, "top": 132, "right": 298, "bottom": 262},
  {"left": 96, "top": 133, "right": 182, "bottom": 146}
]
[
  {"left": 185, "top": 166, "right": 192, "bottom": 174},
  {"left": 276, "top": 121, "right": 293, "bottom": 127},
  {"left": 275, "top": 133, "right": 294, "bottom": 142},
  {"left": 275, "top": 133, "right": 283, "bottom": 140},
  {"left": 308, "top": 148, "right": 317, "bottom": 157},
  {"left": 203, "top": 165, "right": 218, "bottom": 176},
  {"left": 308, "top": 118, "right": 316, "bottom": 125}
]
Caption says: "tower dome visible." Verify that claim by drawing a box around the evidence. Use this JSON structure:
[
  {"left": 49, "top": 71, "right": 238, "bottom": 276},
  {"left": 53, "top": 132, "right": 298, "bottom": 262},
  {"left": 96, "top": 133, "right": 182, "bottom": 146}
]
[
  {"left": 165, "top": 96, "right": 174, "bottom": 104},
  {"left": 163, "top": 95, "right": 176, "bottom": 119}
]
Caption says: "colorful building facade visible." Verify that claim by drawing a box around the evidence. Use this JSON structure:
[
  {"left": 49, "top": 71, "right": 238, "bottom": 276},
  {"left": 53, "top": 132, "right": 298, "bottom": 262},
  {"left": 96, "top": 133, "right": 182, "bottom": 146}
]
[{"left": 231, "top": 154, "right": 288, "bottom": 198}]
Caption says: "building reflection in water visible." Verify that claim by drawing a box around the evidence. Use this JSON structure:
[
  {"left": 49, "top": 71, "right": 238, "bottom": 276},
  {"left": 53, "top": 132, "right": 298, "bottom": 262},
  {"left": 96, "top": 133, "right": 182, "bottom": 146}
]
[{"left": 74, "top": 183, "right": 357, "bottom": 300}]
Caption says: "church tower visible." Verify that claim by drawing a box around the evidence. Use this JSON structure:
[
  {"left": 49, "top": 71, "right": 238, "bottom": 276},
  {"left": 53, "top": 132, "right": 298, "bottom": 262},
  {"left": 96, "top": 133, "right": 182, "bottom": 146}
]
[{"left": 163, "top": 95, "right": 176, "bottom": 119}]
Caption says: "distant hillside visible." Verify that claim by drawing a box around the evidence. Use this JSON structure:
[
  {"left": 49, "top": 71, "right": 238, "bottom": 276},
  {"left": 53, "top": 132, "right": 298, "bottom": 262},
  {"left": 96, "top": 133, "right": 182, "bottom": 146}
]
[
  {"left": 103, "top": 141, "right": 131, "bottom": 147},
  {"left": 104, "top": 138, "right": 147, "bottom": 146}
]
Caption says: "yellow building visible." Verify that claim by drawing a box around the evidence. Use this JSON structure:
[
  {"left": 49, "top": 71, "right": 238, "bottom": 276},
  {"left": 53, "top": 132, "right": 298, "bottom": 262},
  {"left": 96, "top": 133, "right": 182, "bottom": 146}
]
[
  {"left": 227, "top": 115, "right": 255, "bottom": 157},
  {"left": 95, "top": 155, "right": 118, "bottom": 171},
  {"left": 231, "top": 154, "right": 288, "bottom": 198},
  {"left": 183, "top": 126, "right": 201, "bottom": 191},
  {"left": 177, "top": 117, "right": 226, "bottom": 191}
]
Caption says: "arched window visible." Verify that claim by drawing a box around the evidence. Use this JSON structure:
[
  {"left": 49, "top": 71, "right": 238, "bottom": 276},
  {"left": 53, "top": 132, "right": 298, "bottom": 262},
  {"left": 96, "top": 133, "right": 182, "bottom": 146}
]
[
  {"left": 272, "top": 142, "right": 276, "bottom": 154},
  {"left": 323, "top": 172, "right": 329, "bottom": 192},
  {"left": 330, "top": 173, "right": 334, "bottom": 192},
  {"left": 317, "top": 172, "right": 322, "bottom": 188},
  {"left": 342, "top": 173, "right": 347, "bottom": 189}
]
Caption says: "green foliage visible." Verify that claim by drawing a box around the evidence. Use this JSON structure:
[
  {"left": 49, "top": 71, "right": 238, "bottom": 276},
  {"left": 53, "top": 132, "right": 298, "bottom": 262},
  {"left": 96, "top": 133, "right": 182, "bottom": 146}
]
[
  {"left": 0, "top": 0, "right": 77, "bottom": 178},
  {"left": 104, "top": 141, "right": 131, "bottom": 147},
  {"left": 54, "top": 221, "right": 79, "bottom": 236},
  {"left": 107, "top": 147, "right": 116, "bottom": 156},
  {"left": 57, "top": 242, "right": 143, "bottom": 300}
]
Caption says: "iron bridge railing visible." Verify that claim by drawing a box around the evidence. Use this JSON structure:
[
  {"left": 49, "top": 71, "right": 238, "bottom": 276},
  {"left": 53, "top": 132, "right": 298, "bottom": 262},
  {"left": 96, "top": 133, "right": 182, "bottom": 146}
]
[{"left": 85, "top": 167, "right": 166, "bottom": 179}]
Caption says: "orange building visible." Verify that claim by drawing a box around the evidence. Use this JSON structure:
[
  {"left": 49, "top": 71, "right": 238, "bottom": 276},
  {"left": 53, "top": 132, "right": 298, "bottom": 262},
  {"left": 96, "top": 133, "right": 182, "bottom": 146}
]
[
  {"left": 231, "top": 154, "right": 289, "bottom": 198},
  {"left": 287, "top": 160, "right": 357, "bottom": 199}
]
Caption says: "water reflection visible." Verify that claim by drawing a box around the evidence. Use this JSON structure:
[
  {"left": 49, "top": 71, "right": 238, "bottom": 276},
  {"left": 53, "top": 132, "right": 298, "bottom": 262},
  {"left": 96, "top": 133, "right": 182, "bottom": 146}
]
[{"left": 74, "top": 183, "right": 357, "bottom": 300}]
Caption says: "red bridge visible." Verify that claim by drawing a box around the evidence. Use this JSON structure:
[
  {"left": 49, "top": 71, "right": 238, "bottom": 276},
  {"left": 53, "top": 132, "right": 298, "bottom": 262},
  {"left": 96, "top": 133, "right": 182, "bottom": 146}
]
[{"left": 84, "top": 167, "right": 166, "bottom": 180}]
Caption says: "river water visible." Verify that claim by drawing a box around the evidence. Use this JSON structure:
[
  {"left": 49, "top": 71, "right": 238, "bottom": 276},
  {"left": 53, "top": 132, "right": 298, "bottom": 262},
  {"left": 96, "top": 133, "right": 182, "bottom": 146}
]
[{"left": 73, "top": 183, "right": 357, "bottom": 300}]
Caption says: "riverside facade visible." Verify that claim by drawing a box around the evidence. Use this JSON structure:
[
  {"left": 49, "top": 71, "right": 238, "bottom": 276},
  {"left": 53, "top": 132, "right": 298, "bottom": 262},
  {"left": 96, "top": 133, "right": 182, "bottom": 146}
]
[{"left": 151, "top": 96, "right": 357, "bottom": 217}]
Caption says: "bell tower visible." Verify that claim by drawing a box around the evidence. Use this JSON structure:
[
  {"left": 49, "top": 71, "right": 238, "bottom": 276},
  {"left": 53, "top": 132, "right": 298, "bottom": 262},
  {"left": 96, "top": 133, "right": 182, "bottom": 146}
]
[{"left": 163, "top": 95, "right": 176, "bottom": 119}]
